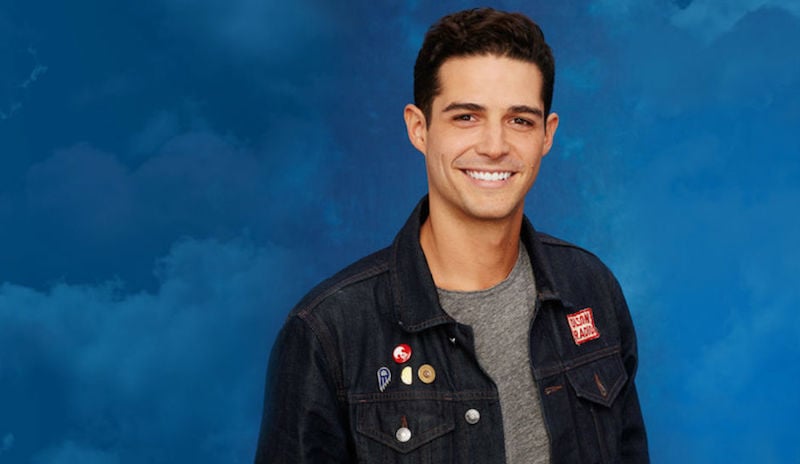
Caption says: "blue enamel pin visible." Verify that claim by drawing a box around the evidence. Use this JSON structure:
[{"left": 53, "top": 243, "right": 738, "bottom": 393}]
[{"left": 377, "top": 366, "right": 391, "bottom": 392}]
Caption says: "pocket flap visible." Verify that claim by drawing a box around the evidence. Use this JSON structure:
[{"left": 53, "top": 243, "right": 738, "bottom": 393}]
[
  {"left": 565, "top": 352, "right": 628, "bottom": 408},
  {"left": 356, "top": 400, "right": 455, "bottom": 453}
]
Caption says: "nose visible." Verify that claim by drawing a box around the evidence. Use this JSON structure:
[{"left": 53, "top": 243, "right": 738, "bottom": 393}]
[{"left": 476, "top": 120, "right": 509, "bottom": 159}]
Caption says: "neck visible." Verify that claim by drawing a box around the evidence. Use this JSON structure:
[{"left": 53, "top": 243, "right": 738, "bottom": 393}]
[{"left": 420, "top": 204, "right": 523, "bottom": 292}]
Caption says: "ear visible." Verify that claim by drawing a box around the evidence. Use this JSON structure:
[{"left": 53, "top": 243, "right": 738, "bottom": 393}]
[
  {"left": 542, "top": 112, "right": 560, "bottom": 156},
  {"left": 404, "top": 104, "right": 428, "bottom": 154}
]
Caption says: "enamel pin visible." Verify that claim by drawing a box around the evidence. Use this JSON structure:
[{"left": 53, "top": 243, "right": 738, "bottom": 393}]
[
  {"left": 377, "top": 366, "right": 391, "bottom": 392},
  {"left": 401, "top": 366, "right": 413, "bottom": 385},
  {"left": 392, "top": 344, "right": 412, "bottom": 364},
  {"left": 418, "top": 364, "right": 436, "bottom": 384}
]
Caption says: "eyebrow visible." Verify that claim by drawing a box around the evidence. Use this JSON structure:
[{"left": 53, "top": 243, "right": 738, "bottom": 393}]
[
  {"left": 442, "top": 102, "right": 544, "bottom": 118},
  {"left": 442, "top": 102, "right": 485, "bottom": 113},
  {"left": 509, "top": 105, "right": 544, "bottom": 118}
]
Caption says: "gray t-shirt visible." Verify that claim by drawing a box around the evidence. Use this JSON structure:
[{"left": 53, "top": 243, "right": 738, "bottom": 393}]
[{"left": 437, "top": 244, "right": 550, "bottom": 464}]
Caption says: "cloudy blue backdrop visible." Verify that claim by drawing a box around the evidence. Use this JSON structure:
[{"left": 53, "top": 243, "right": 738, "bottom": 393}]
[{"left": 2, "top": 0, "right": 799, "bottom": 462}]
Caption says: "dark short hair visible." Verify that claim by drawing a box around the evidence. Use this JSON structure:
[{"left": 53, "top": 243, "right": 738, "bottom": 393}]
[{"left": 413, "top": 8, "right": 555, "bottom": 123}]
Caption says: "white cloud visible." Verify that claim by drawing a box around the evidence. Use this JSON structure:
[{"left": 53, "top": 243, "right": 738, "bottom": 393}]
[
  {"left": 0, "top": 236, "right": 306, "bottom": 462},
  {"left": 19, "top": 47, "right": 47, "bottom": 89},
  {"left": 0, "top": 45, "right": 47, "bottom": 121}
]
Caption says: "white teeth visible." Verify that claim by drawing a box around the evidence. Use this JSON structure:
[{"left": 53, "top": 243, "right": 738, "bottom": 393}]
[{"left": 466, "top": 170, "right": 512, "bottom": 181}]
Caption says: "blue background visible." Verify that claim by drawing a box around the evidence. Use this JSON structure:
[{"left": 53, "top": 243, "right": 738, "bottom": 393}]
[{"left": 2, "top": 0, "right": 799, "bottom": 462}]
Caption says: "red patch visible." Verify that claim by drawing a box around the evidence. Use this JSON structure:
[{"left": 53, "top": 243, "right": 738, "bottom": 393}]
[{"left": 566, "top": 308, "right": 600, "bottom": 345}]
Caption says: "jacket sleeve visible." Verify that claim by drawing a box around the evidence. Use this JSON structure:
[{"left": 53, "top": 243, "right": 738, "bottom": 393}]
[
  {"left": 612, "top": 278, "right": 650, "bottom": 463},
  {"left": 254, "top": 314, "right": 352, "bottom": 463}
]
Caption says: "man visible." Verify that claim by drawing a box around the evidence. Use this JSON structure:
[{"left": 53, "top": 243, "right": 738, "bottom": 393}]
[{"left": 255, "top": 7, "right": 648, "bottom": 463}]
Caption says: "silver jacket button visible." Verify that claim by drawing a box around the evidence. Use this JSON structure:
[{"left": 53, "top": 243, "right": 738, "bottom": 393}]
[
  {"left": 396, "top": 426, "right": 411, "bottom": 442},
  {"left": 465, "top": 408, "right": 481, "bottom": 425}
]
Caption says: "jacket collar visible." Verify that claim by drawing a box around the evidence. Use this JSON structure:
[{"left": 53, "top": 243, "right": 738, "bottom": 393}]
[{"left": 390, "top": 196, "right": 564, "bottom": 332}]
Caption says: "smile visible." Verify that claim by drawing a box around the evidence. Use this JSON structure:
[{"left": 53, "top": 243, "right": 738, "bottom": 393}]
[{"left": 465, "top": 170, "right": 513, "bottom": 181}]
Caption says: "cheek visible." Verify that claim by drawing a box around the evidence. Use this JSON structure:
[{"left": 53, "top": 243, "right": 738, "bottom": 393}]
[
  {"left": 518, "top": 150, "right": 544, "bottom": 172},
  {"left": 430, "top": 131, "right": 473, "bottom": 154},
  {"left": 426, "top": 143, "right": 456, "bottom": 166},
  {"left": 528, "top": 157, "right": 545, "bottom": 181},
  {"left": 424, "top": 151, "right": 450, "bottom": 178}
]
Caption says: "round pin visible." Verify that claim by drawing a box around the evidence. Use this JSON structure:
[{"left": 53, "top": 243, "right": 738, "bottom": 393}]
[
  {"left": 401, "top": 366, "right": 413, "bottom": 385},
  {"left": 465, "top": 408, "right": 481, "bottom": 425},
  {"left": 418, "top": 364, "right": 436, "bottom": 384},
  {"left": 392, "top": 344, "right": 412, "bottom": 364},
  {"left": 395, "top": 426, "right": 411, "bottom": 443}
]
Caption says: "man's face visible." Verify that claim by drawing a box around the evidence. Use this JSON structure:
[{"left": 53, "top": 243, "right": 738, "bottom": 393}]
[{"left": 405, "top": 54, "right": 559, "bottom": 223}]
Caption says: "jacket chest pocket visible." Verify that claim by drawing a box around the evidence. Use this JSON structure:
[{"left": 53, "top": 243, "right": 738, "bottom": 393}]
[
  {"left": 353, "top": 398, "right": 456, "bottom": 463},
  {"left": 565, "top": 350, "right": 627, "bottom": 407},
  {"left": 564, "top": 350, "right": 629, "bottom": 463}
]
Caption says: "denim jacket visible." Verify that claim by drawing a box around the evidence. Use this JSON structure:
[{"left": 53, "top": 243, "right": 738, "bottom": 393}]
[{"left": 255, "top": 198, "right": 649, "bottom": 463}]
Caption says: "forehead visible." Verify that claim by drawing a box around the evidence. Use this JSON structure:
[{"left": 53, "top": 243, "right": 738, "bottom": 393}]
[{"left": 434, "top": 55, "right": 544, "bottom": 109}]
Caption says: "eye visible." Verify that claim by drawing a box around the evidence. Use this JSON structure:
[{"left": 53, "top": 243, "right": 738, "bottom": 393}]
[
  {"left": 453, "top": 114, "right": 475, "bottom": 122},
  {"left": 511, "top": 117, "right": 533, "bottom": 126}
]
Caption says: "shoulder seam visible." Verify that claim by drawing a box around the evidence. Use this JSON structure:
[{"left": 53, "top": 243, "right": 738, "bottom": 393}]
[
  {"left": 298, "top": 261, "right": 390, "bottom": 317},
  {"left": 537, "top": 232, "right": 586, "bottom": 251},
  {"left": 535, "top": 232, "right": 610, "bottom": 268},
  {"left": 293, "top": 260, "right": 390, "bottom": 403},
  {"left": 296, "top": 309, "right": 347, "bottom": 399}
]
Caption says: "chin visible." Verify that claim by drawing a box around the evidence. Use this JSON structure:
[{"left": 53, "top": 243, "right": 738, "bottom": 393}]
[{"left": 464, "top": 204, "right": 521, "bottom": 222}]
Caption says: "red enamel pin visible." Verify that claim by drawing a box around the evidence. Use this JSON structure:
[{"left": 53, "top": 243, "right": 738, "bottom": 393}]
[
  {"left": 392, "top": 344, "right": 412, "bottom": 364},
  {"left": 566, "top": 308, "right": 600, "bottom": 345}
]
